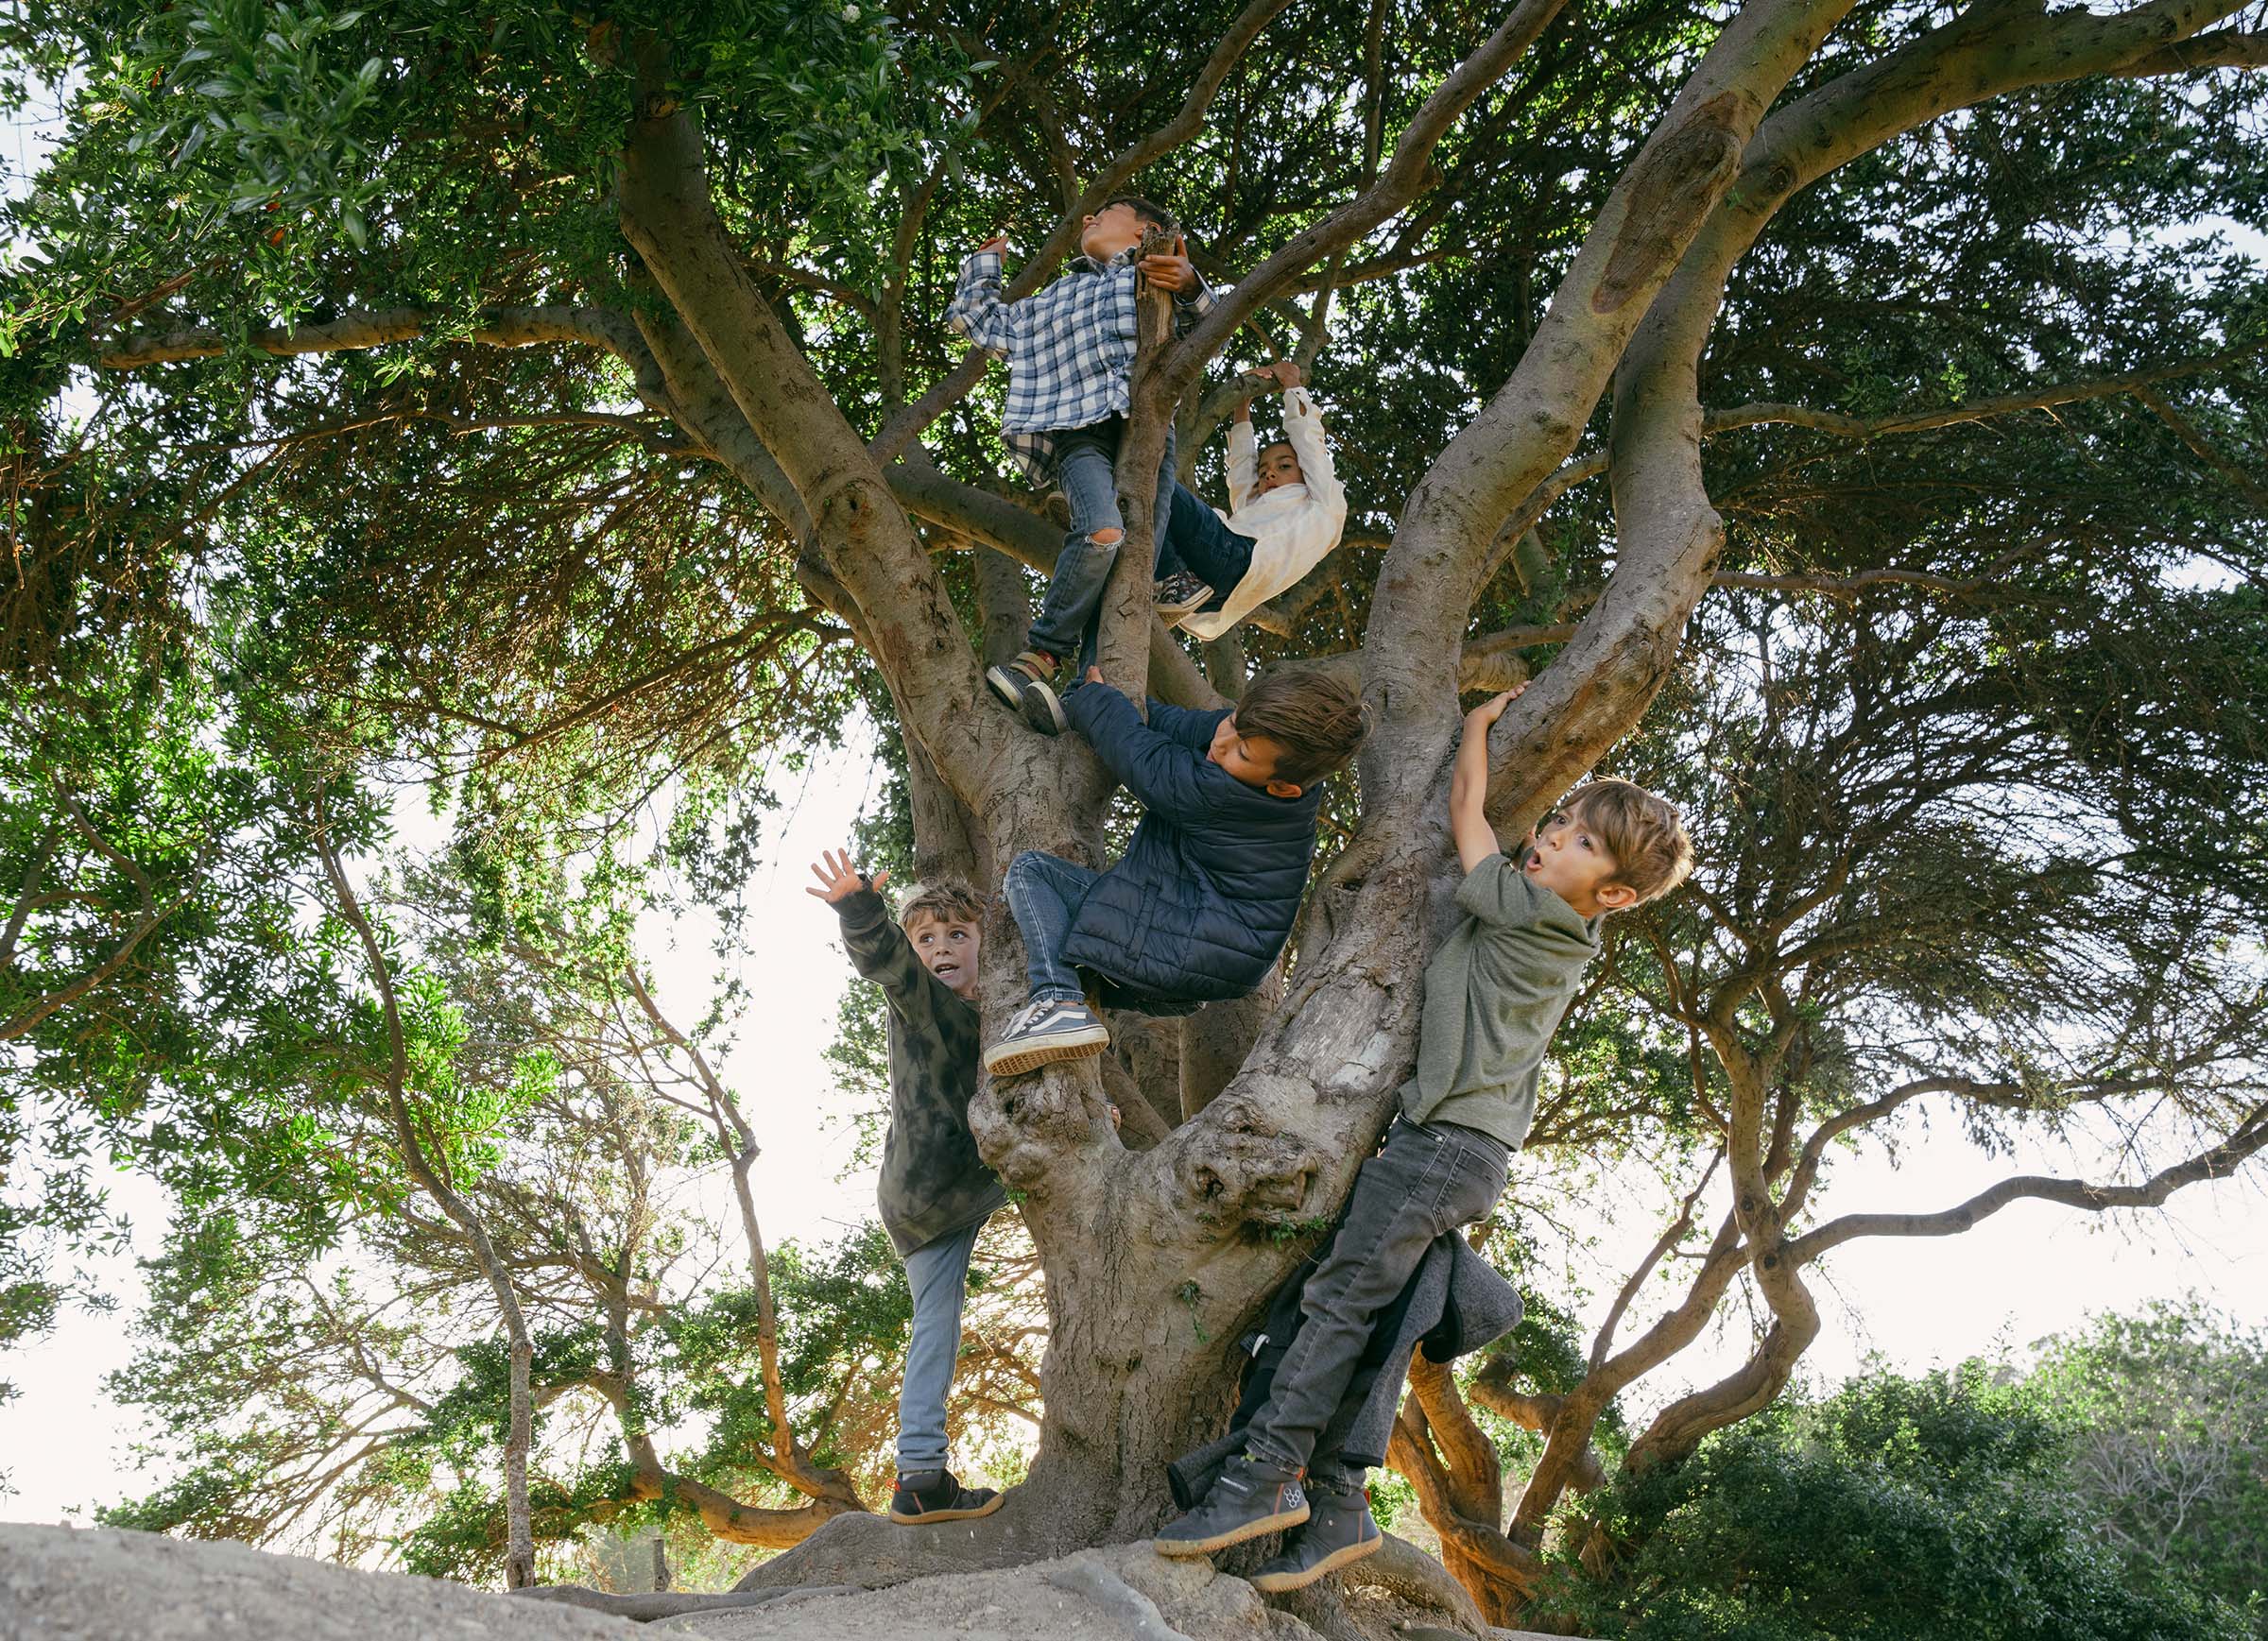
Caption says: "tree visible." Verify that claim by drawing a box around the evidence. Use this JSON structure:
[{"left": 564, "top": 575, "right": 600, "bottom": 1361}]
[
  {"left": 7, "top": 0, "right": 2268, "bottom": 1625},
  {"left": 2031, "top": 1301, "right": 2268, "bottom": 1631},
  {"left": 1538, "top": 1364, "right": 2250, "bottom": 1641},
  {"left": 94, "top": 850, "right": 997, "bottom": 1577}
]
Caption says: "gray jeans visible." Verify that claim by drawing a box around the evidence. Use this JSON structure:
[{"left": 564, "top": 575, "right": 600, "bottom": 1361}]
[
  {"left": 897, "top": 1217, "right": 986, "bottom": 1476},
  {"left": 1244, "top": 1119, "right": 1510, "bottom": 1476}
]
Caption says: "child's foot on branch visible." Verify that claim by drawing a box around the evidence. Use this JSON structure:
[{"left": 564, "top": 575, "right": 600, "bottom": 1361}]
[
  {"left": 983, "top": 999, "right": 1108, "bottom": 1076},
  {"left": 1153, "top": 572, "right": 1213, "bottom": 625},
  {"left": 985, "top": 649, "right": 1068, "bottom": 736}
]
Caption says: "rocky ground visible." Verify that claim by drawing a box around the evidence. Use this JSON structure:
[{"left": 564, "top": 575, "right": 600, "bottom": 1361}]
[{"left": 0, "top": 1523, "right": 1567, "bottom": 1641}]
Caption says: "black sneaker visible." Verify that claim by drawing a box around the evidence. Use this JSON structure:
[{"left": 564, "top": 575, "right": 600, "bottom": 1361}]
[
  {"left": 984, "top": 654, "right": 1068, "bottom": 736},
  {"left": 1248, "top": 1477, "right": 1381, "bottom": 1592},
  {"left": 1152, "top": 1455, "right": 1308, "bottom": 1558},
  {"left": 983, "top": 999, "right": 1109, "bottom": 1076},
  {"left": 1153, "top": 572, "right": 1213, "bottom": 624},
  {"left": 888, "top": 1468, "right": 1005, "bottom": 1525}
]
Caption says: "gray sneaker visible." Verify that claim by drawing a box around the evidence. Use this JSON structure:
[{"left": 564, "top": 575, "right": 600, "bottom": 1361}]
[
  {"left": 983, "top": 999, "right": 1109, "bottom": 1076},
  {"left": 888, "top": 1467, "right": 1005, "bottom": 1525},
  {"left": 1248, "top": 1478, "right": 1381, "bottom": 1592},
  {"left": 984, "top": 653, "right": 1068, "bottom": 735},
  {"left": 1153, "top": 572, "right": 1213, "bottom": 624},
  {"left": 1152, "top": 1455, "right": 1309, "bottom": 1558}
]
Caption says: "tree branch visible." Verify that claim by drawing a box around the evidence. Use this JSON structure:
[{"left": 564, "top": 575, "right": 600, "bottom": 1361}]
[
  {"left": 1790, "top": 1102, "right": 2268, "bottom": 1261},
  {"left": 97, "top": 304, "right": 650, "bottom": 372}
]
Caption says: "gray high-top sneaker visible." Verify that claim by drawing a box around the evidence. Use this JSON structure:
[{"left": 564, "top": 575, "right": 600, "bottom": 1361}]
[
  {"left": 888, "top": 1467, "right": 1004, "bottom": 1525},
  {"left": 1248, "top": 1475, "right": 1381, "bottom": 1592},
  {"left": 1152, "top": 1454, "right": 1308, "bottom": 1557}
]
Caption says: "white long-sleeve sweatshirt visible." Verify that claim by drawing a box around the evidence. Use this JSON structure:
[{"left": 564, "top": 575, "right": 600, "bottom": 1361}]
[{"left": 1178, "top": 385, "right": 1348, "bottom": 642}]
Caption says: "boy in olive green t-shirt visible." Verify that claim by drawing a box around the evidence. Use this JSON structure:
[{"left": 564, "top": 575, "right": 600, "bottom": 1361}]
[{"left": 1157, "top": 684, "right": 1694, "bottom": 1591}]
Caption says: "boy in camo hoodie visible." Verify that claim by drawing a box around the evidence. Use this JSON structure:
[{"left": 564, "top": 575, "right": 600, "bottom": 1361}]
[{"left": 807, "top": 848, "right": 1005, "bottom": 1524}]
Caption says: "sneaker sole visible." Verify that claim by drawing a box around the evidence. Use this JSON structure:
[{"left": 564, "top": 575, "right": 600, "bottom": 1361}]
[
  {"left": 984, "top": 1026, "right": 1109, "bottom": 1077},
  {"left": 888, "top": 1491, "right": 1006, "bottom": 1526},
  {"left": 1248, "top": 1531, "right": 1381, "bottom": 1593},
  {"left": 1019, "top": 677, "right": 1068, "bottom": 735},
  {"left": 984, "top": 665, "right": 1028, "bottom": 713},
  {"left": 1151, "top": 1501, "right": 1311, "bottom": 1558},
  {"left": 1154, "top": 597, "right": 1211, "bottom": 622}
]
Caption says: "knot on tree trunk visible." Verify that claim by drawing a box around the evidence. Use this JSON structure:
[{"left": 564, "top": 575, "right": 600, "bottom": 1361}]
[
  {"left": 971, "top": 1064, "right": 1113, "bottom": 1192},
  {"left": 1593, "top": 91, "right": 1750, "bottom": 313},
  {"left": 1170, "top": 1082, "right": 1325, "bottom": 1229}
]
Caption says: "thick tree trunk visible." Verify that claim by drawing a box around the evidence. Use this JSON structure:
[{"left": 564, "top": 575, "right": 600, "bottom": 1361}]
[{"left": 605, "top": 0, "right": 2264, "bottom": 1600}]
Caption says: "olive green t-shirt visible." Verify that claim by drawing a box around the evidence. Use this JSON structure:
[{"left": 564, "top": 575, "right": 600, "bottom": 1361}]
[{"left": 1397, "top": 851, "right": 1601, "bottom": 1151}]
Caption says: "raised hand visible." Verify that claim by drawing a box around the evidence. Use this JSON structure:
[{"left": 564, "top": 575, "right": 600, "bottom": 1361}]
[
  {"left": 1464, "top": 682, "right": 1527, "bottom": 730},
  {"left": 806, "top": 846, "right": 885, "bottom": 905},
  {"left": 976, "top": 231, "right": 1008, "bottom": 254},
  {"left": 1138, "top": 233, "right": 1195, "bottom": 293}
]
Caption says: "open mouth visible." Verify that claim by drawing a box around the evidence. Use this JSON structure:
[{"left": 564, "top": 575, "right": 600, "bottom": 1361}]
[{"left": 932, "top": 961, "right": 962, "bottom": 979}]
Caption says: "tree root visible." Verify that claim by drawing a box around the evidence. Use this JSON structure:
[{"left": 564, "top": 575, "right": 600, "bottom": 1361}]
[
  {"left": 1345, "top": 1533, "right": 1489, "bottom": 1635},
  {"left": 507, "top": 1582, "right": 855, "bottom": 1620},
  {"left": 1042, "top": 1556, "right": 1199, "bottom": 1641},
  {"left": 730, "top": 1496, "right": 1083, "bottom": 1592}
]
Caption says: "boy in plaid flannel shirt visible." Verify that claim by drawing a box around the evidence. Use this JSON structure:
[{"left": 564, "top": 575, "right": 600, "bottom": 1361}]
[{"left": 947, "top": 196, "right": 1215, "bottom": 734}]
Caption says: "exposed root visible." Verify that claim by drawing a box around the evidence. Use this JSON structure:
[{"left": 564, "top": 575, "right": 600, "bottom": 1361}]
[
  {"left": 1042, "top": 1556, "right": 1199, "bottom": 1641},
  {"left": 730, "top": 1494, "right": 1080, "bottom": 1592},
  {"left": 1345, "top": 1533, "right": 1488, "bottom": 1635},
  {"left": 507, "top": 1583, "right": 854, "bottom": 1620}
]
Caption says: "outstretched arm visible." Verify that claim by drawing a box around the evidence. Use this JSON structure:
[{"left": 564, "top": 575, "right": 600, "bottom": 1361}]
[
  {"left": 945, "top": 236, "right": 1022, "bottom": 355},
  {"left": 1226, "top": 391, "right": 1259, "bottom": 513},
  {"left": 808, "top": 847, "right": 932, "bottom": 1010},
  {"left": 1065, "top": 676, "right": 1218, "bottom": 819},
  {"left": 1452, "top": 689, "right": 1523, "bottom": 873},
  {"left": 1279, "top": 385, "right": 1346, "bottom": 521}
]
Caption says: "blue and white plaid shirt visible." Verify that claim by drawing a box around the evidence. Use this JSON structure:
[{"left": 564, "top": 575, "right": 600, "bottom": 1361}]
[{"left": 948, "top": 246, "right": 1216, "bottom": 486}]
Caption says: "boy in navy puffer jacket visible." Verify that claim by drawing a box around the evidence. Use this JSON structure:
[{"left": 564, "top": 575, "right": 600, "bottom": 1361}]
[{"left": 985, "top": 667, "right": 1366, "bottom": 1075}]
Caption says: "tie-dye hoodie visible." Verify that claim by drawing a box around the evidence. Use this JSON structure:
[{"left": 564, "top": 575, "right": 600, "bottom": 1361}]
[{"left": 834, "top": 887, "right": 1007, "bottom": 1256}]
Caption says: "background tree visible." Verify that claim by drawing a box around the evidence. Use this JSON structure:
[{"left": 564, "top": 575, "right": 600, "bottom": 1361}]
[
  {"left": 1539, "top": 1359, "right": 2254, "bottom": 1641},
  {"left": 6, "top": 0, "right": 2268, "bottom": 1627},
  {"left": 2031, "top": 1300, "right": 2268, "bottom": 1632},
  {"left": 94, "top": 846, "right": 1044, "bottom": 1580}
]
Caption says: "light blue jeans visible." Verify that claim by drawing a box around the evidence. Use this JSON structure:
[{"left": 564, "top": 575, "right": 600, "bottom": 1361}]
[
  {"left": 1027, "top": 417, "right": 1177, "bottom": 666},
  {"left": 897, "top": 1217, "right": 987, "bottom": 1476},
  {"left": 1003, "top": 850, "right": 1101, "bottom": 1004}
]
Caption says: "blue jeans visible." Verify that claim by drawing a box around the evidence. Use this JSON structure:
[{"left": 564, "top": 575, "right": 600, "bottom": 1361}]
[
  {"left": 898, "top": 1216, "right": 987, "bottom": 1475},
  {"left": 1158, "top": 482, "right": 1257, "bottom": 609},
  {"left": 1244, "top": 1119, "right": 1511, "bottom": 1476},
  {"left": 1003, "top": 850, "right": 1100, "bottom": 1003},
  {"left": 1028, "top": 417, "right": 1177, "bottom": 665}
]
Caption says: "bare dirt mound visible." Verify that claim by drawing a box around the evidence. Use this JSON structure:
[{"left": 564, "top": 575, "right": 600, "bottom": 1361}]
[{"left": 0, "top": 1524, "right": 643, "bottom": 1641}]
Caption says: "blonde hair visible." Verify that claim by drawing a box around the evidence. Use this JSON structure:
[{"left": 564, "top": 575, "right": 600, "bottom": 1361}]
[
  {"left": 1567, "top": 779, "right": 1693, "bottom": 908},
  {"left": 897, "top": 880, "right": 984, "bottom": 932}
]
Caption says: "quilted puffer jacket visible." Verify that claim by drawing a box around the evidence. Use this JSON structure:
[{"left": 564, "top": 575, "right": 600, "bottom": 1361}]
[{"left": 1059, "top": 683, "right": 1322, "bottom": 1008}]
